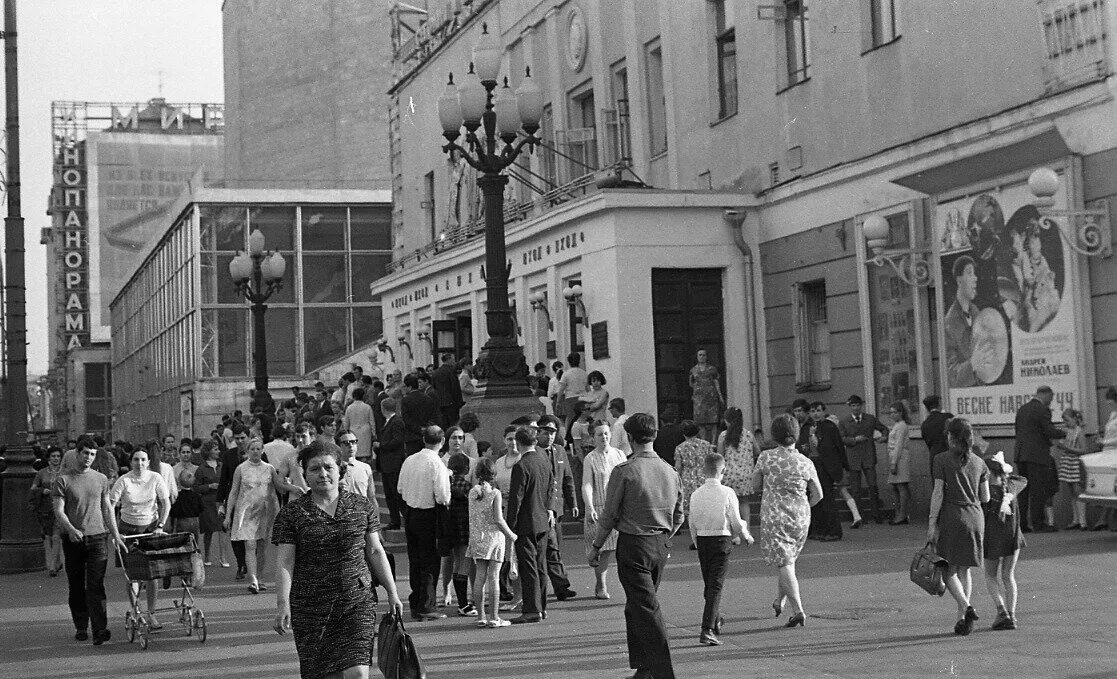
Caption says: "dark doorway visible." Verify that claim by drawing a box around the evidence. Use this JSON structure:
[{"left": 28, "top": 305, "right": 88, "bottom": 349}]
[
  {"left": 433, "top": 316, "right": 473, "bottom": 362},
  {"left": 651, "top": 269, "right": 726, "bottom": 421}
]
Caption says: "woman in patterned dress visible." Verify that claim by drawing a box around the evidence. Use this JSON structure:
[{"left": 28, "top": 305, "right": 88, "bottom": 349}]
[
  {"left": 224, "top": 437, "right": 280, "bottom": 594},
  {"left": 750, "top": 414, "right": 823, "bottom": 628},
  {"left": 674, "top": 420, "right": 715, "bottom": 548},
  {"left": 273, "top": 439, "right": 402, "bottom": 679},
  {"left": 689, "top": 349, "right": 724, "bottom": 442},
  {"left": 28, "top": 446, "right": 65, "bottom": 576},
  {"left": 718, "top": 407, "right": 759, "bottom": 530},
  {"left": 582, "top": 420, "right": 627, "bottom": 599}
]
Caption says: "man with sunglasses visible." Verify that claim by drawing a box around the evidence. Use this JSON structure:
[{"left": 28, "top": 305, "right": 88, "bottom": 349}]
[{"left": 336, "top": 430, "right": 378, "bottom": 505}]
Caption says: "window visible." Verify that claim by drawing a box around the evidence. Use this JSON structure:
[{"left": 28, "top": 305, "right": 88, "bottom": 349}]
[
  {"left": 607, "top": 60, "right": 632, "bottom": 164},
  {"left": 793, "top": 280, "right": 830, "bottom": 387},
  {"left": 645, "top": 40, "right": 668, "bottom": 157},
  {"left": 866, "top": 0, "right": 893, "bottom": 48},
  {"left": 713, "top": 1, "right": 738, "bottom": 118},
  {"left": 562, "top": 86, "right": 598, "bottom": 180},
  {"left": 782, "top": 0, "right": 811, "bottom": 87},
  {"left": 423, "top": 171, "right": 436, "bottom": 242}
]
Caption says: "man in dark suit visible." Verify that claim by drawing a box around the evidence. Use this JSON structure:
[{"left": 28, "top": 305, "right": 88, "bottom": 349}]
[
  {"left": 369, "top": 380, "right": 388, "bottom": 438},
  {"left": 430, "top": 352, "right": 464, "bottom": 428},
  {"left": 1014, "top": 385, "right": 1066, "bottom": 532},
  {"left": 799, "top": 402, "right": 848, "bottom": 539},
  {"left": 399, "top": 373, "right": 440, "bottom": 455},
  {"left": 505, "top": 425, "right": 555, "bottom": 624},
  {"left": 653, "top": 408, "right": 685, "bottom": 466},
  {"left": 377, "top": 397, "right": 407, "bottom": 530},
  {"left": 920, "top": 395, "right": 953, "bottom": 478},
  {"left": 838, "top": 395, "right": 890, "bottom": 523},
  {"left": 536, "top": 415, "right": 579, "bottom": 599}
]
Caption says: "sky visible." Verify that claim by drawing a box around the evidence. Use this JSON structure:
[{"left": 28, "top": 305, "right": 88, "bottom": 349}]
[{"left": 9, "top": 1, "right": 224, "bottom": 375}]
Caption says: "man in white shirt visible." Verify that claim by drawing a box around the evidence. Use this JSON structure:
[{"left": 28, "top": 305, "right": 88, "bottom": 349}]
[
  {"left": 397, "top": 425, "right": 451, "bottom": 621},
  {"left": 557, "top": 353, "right": 588, "bottom": 433},
  {"left": 688, "top": 452, "right": 752, "bottom": 647},
  {"left": 265, "top": 430, "right": 306, "bottom": 504},
  {"left": 336, "top": 430, "right": 377, "bottom": 504},
  {"left": 609, "top": 398, "right": 632, "bottom": 457}
]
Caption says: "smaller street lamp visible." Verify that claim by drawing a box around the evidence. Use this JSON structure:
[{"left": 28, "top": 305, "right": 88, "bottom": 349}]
[
  {"left": 863, "top": 215, "right": 932, "bottom": 287},
  {"left": 1027, "top": 167, "right": 1112, "bottom": 258},
  {"left": 229, "top": 229, "right": 286, "bottom": 411},
  {"left": 563, "top": 284, "right": 589, "bottom": 324},
  {"left": 528, "top": 290, "right": 552, "bottom": 330}
]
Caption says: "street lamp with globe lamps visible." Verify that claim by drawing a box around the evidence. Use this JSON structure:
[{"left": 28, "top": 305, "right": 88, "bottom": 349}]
[
  {"left": 437, "top": 22, "right": 544, "bottom": 396},
  {"left": 229, "top": 229, "right": 286, "bottom": 412}
]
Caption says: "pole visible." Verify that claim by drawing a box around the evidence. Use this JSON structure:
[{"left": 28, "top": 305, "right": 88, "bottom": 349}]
[
  {"left": 249, "top": 258, "right": 270, "bottom": 413},
  {"left": 0, "top": 0, "right": 42, "bottom": 573},
  {"left": 3, "top": 0, "right": 27, "bottom": 441}
]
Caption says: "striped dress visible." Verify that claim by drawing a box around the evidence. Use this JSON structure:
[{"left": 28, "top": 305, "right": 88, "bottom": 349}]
[{"left": 1057, "top": 426, "right": 1083, "bottom": 484}]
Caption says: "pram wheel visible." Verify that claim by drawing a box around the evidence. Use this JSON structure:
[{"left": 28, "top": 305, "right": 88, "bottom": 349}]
[
  {"left": 125, "top": 612, "right": 137, "bottom": 643},
  {"left": 193, "top": 610, "right": 207, "bottom": 643}
]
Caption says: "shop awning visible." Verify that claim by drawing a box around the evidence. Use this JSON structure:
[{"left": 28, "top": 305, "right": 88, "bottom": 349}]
[{"left": 890, "top": 128, "right": 1071, "bottom": 195}]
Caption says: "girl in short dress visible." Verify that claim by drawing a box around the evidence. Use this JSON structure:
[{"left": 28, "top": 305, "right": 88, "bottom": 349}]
[
  {"left": 1055, "top": 408, "right": 1087, "bottom": 530},
  {"left": 718, "top": 407, "right": 759, "bottom": 528},
  {"left": 468, "top": 457, "right": 518, "bottom": 628},
  {"left": 982, "top": 452, "right": 1027, "bottom": 630}
]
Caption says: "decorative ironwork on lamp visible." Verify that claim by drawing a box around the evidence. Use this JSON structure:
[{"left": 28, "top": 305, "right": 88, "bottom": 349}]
[
  {"left": 1027, "top": 167, "right": 1112, "bottom": 258},
  {"left": 563, "top": 284, "right": 589, "bottom": 324},
  {"left": 396, "top": 333, "right": 413, "bottom": 360},
  {"left": 528, "top": 291, "right": 553, "bottom": 330},
  {"left": 862, "top": 215, "right": 933, "bottom": 287}
]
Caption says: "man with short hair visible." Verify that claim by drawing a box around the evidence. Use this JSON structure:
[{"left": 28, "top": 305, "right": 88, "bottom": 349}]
[
  {"left": 337, "top": 430, "right": 379, "bottom": 504},
  {"left": 610, "top": 398, "right": 631, "bottom": 457},
  {"left": 838, "top": 395, "right": 889, "bottom": 523},
  {"left": 791, "top": 398, "right": 810, "bottom": 425},
  {"left": 799, "top": 402, "right": 847, "bottom": 540},
  {"left": 431, "top": 352, "right": 465, "bottom": 428},
  {"left": 397, "top": 425, "right": 451, "bottom": 620},
  {"left": 920, "top": 395, "right": 953, "bottom": 478},
  {"left": 944, "top": 256, "right": 996, "bottom": 388},
  {"left": 266, "top": 427, "right": 305, "bottom": 504},
  {"left": 378, "top": 398, "right": 407, "bottom": 530},
  {"left": 53, "top": 439, "right": 125, "bottom": 646},
  {"left": 505, "top": 425, "right": 555, "bottom": 624},
  {"left": 590, "top": 414, "right": 684, "bottom": 679},
  {"left": 1014, "top": 385, "right": 1066, "bottom": 532},
  {"left": 536, "top": 415, "right": 579, "bottom": 600},
  {"left": 400, "top": 372, "right": 440, "bottom": 454},
  {"left": 557, "top": 353, "right": 588, "bottom": 434},
  {"left": 653, "top": 408, "right": 684, "bottom": 466}
]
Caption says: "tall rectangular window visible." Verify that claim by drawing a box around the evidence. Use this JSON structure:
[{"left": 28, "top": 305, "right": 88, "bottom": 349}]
[
  {"left": 793, "top": 280, "right": 830, "bottom": 386},
  {"left": 783, "top": 0, "right": 810, "bottom": 86},
  {"left": 866, "top": 0, "right": 898, "bottom": 49},
  {"left": 713, "top": 1, "right": 738, "bottom": 118},
  {"left": 608, "top": 61, "right": 631, "bottom": 164},
  {"left": 645, "top": 40, "right": 668, "bottom": 157},
  {"left": 423, "top": 171, "right": 436, "bottom": 242}
]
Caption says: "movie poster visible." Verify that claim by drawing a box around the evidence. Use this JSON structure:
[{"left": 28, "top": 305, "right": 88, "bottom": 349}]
[{"left": 936, "top": 178, "right": 1079, "bottom": 425}]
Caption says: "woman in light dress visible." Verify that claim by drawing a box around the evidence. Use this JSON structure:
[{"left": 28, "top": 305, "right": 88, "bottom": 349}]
[
  {"left": 690, "top": 349, "right": 724, "bottom": 442},
  {"left": 224, "top": 437, "right": 280, "bottom": 594},
  {"left": 578, "top": 371, "right": 611, "bottom": 422},
  {"left": 29, "top": 446, "right": 65, "bottom": 576},
  {"left": 468, "top": 457, "right": 518, "bottom": 627},
  {"left": 751, "top": 414, "right": 822, "bottom": 628},
  {"left": 717, "top": 407, "right": 759, "bottom": 529},
  {"left": 582, "top": 420, "right": 627, "bottom": 599},
  {"left": 342, "top": 387, "right": 376, "bottom": 461},
  {"left": 886, "top": 401, "right": 912, "bottom": 525},
  {"left": 675, "top": 420, "right": 715, "bottom": 548}
]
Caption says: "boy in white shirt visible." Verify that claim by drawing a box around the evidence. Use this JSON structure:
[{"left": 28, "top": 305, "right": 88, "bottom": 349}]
[{"left": 688, "top": 452, "right": 753, "bottom": 646}]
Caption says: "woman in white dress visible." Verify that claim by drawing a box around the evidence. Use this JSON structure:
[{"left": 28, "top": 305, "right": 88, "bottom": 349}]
[
  {"left": 582, "top": 420, "right": 627, "bottom": 599},
  {"left": 342, "top": 388, "right": 376, "bottom": 462},
  {"left": 886, "top": 401, "right": 912, "bottom": 525},
  {"left": 224, "top": 437, "right": 280, "bottom": 593}
]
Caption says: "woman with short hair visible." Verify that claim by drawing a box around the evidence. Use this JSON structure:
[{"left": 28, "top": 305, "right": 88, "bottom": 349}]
[
  {"left": 109, "top": 449, "right": 171, "bottom": 628},
  {"left": 578, "top": 370, "right": 610, "bottom": 422},
  {"left": 886, "top": 401, "right": 912, "bottom": 525},
  {"left": 224, "top": 437, "right": 280, "bottom": 594},
  {"left": 274, "top": 439, "right": 403, "bottom": 678},
  {"left": 927, "top": 417, "right": 990, "bottom": 635},
  {"left": 750, "top": 414, "right": 822, "bottom": 627}
]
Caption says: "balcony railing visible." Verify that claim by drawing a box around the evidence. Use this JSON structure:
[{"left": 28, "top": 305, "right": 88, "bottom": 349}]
[{"left": 1039, "top": 0, "right": 1110, "bottom": 92}]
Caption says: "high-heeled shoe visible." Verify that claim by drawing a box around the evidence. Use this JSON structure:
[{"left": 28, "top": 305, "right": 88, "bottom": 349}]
[
  {"left": 785, "top": 612, "right": 805, "bottom": 628},
  {"left": 772, "top": 598, "right": 783, "bottom": 617}
]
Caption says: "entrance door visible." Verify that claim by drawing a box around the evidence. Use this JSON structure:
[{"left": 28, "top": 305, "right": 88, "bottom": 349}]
[
  {"left": 651, "top": 269, "right": 726, "bottom": 421},
  {"left": 432, "top": 316, "right": 473, "bottom": 362}
]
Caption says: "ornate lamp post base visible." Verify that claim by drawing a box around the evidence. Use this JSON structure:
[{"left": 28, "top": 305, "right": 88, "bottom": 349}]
[{"left": 0, "top": 445, "right": 45, "bottom": 573}]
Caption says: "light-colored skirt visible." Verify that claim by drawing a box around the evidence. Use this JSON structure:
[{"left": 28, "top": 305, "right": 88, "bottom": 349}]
[{"left": 584, "top": 510, "right": 618, "bottom": 557}]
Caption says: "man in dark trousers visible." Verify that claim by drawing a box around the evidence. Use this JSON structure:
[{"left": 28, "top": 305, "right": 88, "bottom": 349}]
[
  {"left": 799, "top": 402, "right": 848, "bottom": 539},
  {"left": 430, "top": 352, "right": 465, "bottom": 428},
  {"left": 369, "top": 379, "right": 388, "bottom": 438},
  {"left": 397, "top": 426, "right": 451, "bottom": 621},
  {"left": 1014, "top": 385, "right": 1066, "bottom": 532},
  {"left": 920, "top": 395, "right": 953, "bottom": 478},
  {"left": 838, "top": 395, "right": 890, "bottom": 523},
  {"left": 399, "top": 373, "right": 440, "bottom": 455},
  {"left": 535, "top": 415, "right": 579, "bottom": 600},
  {"left": 505, "top": 425, "right": 555, "bottom": 624},
  {"left": 589, "top": 414, "right": 684, "bottom": 679},
  {"left": 377, "top": 397, "right": 407, "bottom": 530}
]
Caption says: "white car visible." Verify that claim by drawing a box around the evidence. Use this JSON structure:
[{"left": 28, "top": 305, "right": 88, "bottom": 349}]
[{"left": 1080, "top": 449, "right": 1117, "bottom": 508}]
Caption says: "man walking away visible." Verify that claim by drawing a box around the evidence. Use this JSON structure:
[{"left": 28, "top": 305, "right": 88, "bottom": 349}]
[
  {"left": 589, "top": 414, "right": 684, "bottom": 679},
  {"left": 920, "top": 395, "right": 953, "bottom": 479},
  {"left": 398, "top": 425, "right": 451, "bottom": 620},
  {"left": 431, "top": 352, "right": 465, "bottom": 428},
  {"left": 1014, "top": 386, "right": 1066, "bottom": 532},
  {"left": 53, "top": 437, "right": 125, "bottom": 645},
  {"left": 505, "top": 426, "right": 555, "bottom": 624}
]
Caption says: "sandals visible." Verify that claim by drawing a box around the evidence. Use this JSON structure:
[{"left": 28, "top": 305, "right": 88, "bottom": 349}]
[
  {"left": 486, "top": 619, "right": 511, "bottom": 628},
  {"left": 247, "top": 584, "right": 261, "bottom": 594}
]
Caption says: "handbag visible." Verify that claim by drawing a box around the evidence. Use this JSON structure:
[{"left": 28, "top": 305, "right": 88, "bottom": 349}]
[
  {"left": 376, "top": 610, "right": 426, "bottom": 679},
  {"left": 909, "top": 541, "right": 948, "bottom": 597}
]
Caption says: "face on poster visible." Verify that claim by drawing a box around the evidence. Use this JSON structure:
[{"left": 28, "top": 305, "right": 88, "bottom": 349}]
[{"left": 936, "top": 178, "right": 1078, "bottom": 425}]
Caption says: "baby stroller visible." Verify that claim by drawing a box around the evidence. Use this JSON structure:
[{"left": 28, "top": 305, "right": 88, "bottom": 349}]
[{"left": 116, "top": 532, "right": 207, "bottom": 649}]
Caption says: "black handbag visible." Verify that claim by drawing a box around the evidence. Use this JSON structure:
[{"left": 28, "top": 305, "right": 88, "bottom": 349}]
[
  {"left": 909, "top": 541, "right": 948, "bottom": 597},
  {"left": 376, "top": 610, "right": 426, "bottom": 679}
]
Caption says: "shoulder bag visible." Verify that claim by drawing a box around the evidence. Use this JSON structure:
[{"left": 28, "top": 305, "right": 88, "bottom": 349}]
[{"left": 909, "top": 541, "right": 948, "bottom": 597}]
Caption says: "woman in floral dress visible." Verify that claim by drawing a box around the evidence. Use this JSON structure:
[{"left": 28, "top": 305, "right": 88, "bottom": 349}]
[
  {"left": 751, "top": 414, "right": 823, "bottom": 628},
  {"left": 718, "top": 407, "right": 760, "bottom": 529},
  {"left": 225, "top": 437, "right": 280, "bottom": 593},
  {"left": 674, "top": 420, "right": 715, "bottom": 548},
  {"left": 582, "top": 420, "right": 627, "bottom": 599},
  {"left": 689, "top": 349, "right": 724, "bottom": 442}
]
